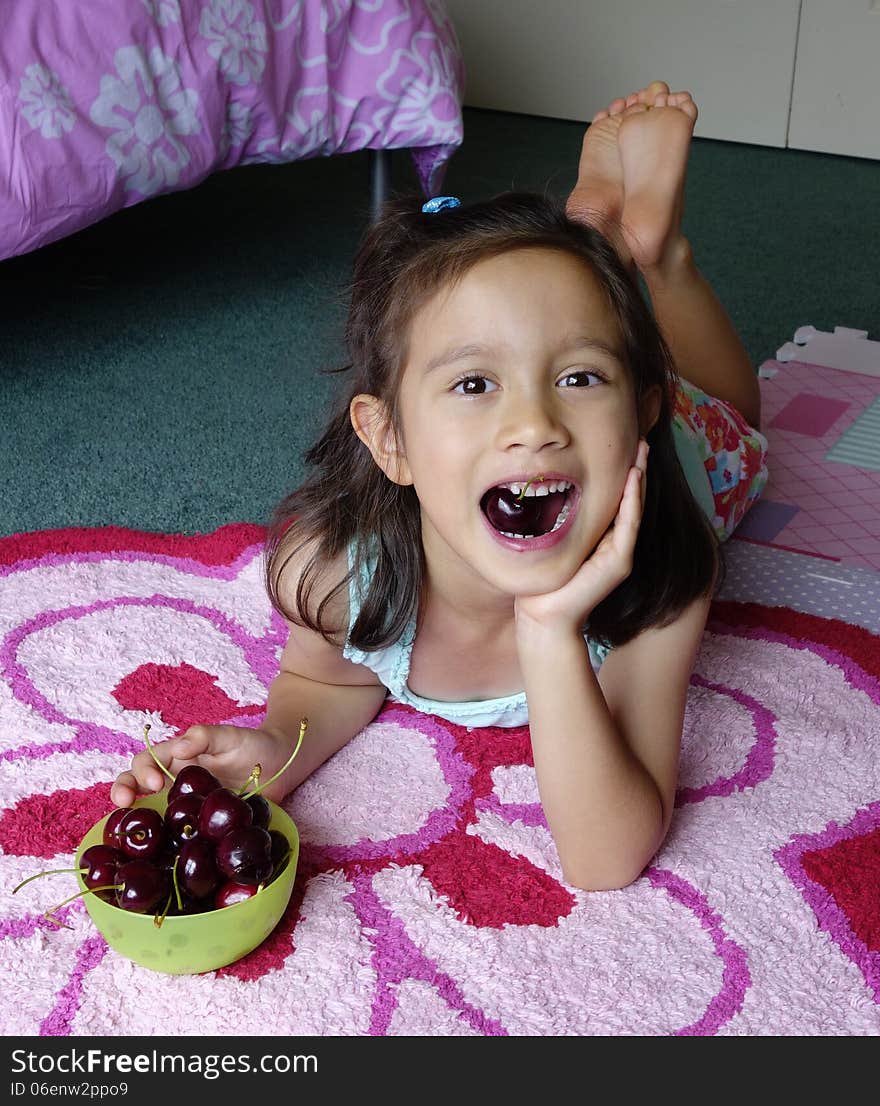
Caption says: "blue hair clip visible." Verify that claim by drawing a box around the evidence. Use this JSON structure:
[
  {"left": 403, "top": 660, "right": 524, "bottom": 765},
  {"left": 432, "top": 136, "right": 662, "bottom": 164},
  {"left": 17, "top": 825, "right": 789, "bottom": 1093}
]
[{"left": 422, "top": 196, "right": 461, "bottom": 214}]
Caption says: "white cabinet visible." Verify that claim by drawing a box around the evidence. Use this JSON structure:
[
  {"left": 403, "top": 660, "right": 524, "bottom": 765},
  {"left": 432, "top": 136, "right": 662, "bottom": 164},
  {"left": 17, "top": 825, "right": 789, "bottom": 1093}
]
[
  {"left": 789, "top": 1, "right": 880, "bottom": 159},
  {"left": 443, "top": 0, "right": 880, "bottom": 159}
]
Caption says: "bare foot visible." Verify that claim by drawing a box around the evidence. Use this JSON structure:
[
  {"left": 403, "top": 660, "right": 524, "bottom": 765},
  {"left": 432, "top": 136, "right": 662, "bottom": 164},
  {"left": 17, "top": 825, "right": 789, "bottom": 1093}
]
[{"left": 566, "top": 80, "right": 697, "bottom": 273}]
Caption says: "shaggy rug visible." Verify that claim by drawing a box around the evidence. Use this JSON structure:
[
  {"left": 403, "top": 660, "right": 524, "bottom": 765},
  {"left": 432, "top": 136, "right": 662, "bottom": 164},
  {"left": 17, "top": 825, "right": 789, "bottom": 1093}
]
[{"left": 1, "top": 524, "right": 879, "bottom": 1036}]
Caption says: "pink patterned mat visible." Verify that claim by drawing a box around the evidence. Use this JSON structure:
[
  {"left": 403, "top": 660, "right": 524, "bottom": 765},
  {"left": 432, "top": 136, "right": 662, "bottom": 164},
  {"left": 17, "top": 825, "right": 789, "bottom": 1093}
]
[
  {"left": 2, "top": 525, "right": 879, "bottom": 1036},
  {"left": 740, "top": 359, "right": 880, "bottom": 571}
]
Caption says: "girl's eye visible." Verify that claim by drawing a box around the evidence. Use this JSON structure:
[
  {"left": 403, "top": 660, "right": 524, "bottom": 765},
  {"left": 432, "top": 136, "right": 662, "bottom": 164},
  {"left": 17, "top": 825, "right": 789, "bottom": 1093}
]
[
  {"left": 558, "top": 370, "right": 606, "bottom": 388},
  {"left": 452, "top": 374, "right": 496, "bottom": 395}
]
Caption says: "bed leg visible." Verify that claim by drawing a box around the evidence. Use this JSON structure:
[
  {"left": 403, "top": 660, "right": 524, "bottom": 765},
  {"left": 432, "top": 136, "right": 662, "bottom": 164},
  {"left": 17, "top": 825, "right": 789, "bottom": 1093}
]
[{"left": 370, "top": 149, "right": 392, "bottom": 220}]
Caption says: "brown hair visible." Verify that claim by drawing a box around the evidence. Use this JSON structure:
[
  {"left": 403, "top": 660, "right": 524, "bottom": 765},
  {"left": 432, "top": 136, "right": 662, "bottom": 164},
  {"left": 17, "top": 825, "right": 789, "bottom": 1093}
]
[{"left": 264, "top": 191, "right": 723, "bottom": 652}]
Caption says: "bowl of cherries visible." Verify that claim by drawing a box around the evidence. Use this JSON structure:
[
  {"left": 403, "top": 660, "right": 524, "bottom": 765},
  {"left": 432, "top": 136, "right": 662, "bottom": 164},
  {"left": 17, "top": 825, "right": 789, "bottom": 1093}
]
[{"left": 15, "top": 722, "right": 305, "bottom": 975}]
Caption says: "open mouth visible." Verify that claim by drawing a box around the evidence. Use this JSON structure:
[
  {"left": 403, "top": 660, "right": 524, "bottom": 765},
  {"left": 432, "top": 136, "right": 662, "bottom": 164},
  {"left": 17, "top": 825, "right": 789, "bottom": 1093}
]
[{"left": 479, "top": 479, "right": 575, "bottom": 540}]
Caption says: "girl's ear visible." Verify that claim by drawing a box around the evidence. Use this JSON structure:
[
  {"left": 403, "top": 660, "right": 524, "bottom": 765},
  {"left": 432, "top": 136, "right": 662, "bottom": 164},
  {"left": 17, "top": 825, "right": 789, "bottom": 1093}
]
[
  {"left": 639, "top": 384, "right": 663, "bottom": 436},
  {"left": 350, "top": 394, "right": 413, "bottom": 485}
]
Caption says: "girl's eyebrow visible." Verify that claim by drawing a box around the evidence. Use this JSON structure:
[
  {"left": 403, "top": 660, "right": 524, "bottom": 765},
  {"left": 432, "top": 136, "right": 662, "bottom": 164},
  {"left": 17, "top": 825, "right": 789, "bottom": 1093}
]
[
  {"left": 423, "top": 337, "right": 623, "bottom": 375},
  {"left": 562, "top": 336, "right": 624, "bottom": 363},
  {"left": 423, "top": 343, "right": 492, "bottom": 374}
]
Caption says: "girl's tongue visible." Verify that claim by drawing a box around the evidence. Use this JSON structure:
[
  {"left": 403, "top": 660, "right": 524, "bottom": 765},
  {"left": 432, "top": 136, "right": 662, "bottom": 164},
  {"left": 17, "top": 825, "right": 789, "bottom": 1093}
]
[{"left": 481, "top": 486, "right": 569, "bottom": 537}]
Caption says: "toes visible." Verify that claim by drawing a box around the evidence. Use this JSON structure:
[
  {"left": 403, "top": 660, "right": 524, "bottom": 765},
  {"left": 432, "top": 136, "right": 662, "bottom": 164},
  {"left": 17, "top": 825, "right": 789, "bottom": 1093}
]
[
  {"left": 606, "top": 84, "right": 698, "bottom": 121},
  {"left": 591, "top": 109, "right": 609, "bottom": 124},
  {"left": 642, "top": 80, "right": 670, "bottom": 101},
  {"left": 670, "top": 91, "right": 699, "bottom": 121},
  {"left": 621, "top": 103, "right": 649, "bottom": 119}
]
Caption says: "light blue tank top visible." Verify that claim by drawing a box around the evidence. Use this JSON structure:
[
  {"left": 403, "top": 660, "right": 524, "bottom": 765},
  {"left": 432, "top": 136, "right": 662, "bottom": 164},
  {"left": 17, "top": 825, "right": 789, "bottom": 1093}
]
[{"left": 340, "top": 538, "right": 610, "bottom": 728}]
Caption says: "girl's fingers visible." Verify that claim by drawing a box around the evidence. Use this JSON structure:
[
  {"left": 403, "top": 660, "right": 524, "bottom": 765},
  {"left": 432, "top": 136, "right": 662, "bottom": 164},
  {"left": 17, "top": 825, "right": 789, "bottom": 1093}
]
[
  {"left": 127, "top": 746, "right": 171, "bottom": 793},
  {"left": 170, "top": 726, "right": 212, "bottom": 759},
  {"left": 109, "top": 772, "right": 138, "bottom": 808},
  {"left": 619, "top": 464, "right": 643, "bottom": 534},
  {"left": 609, "top": 444, "right": 647, "bottom": 558},
  {"left": 111, "top": 726, "right": 246, "bottom": 811},
  {"left": 633, "top": 438, "right": 649, "bottom": 518},
  {"left": 172, "top": 724, "right": 240, "bottom": 760}
]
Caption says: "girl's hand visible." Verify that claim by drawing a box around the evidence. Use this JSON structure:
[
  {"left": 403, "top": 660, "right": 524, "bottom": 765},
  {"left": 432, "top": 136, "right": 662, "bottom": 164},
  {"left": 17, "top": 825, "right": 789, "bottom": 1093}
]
[
  {"left": 514, "top": 440, "right": 649, "bottom": 637},
  {"left": 110, "top": 724, "right": 293, "bottom": 808}
]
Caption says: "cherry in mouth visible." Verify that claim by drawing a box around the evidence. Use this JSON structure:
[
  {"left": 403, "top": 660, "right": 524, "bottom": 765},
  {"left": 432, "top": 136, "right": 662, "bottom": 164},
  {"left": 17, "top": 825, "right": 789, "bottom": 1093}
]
[{"left": 481, "top": 486, "right": 569, "bottom": 537}]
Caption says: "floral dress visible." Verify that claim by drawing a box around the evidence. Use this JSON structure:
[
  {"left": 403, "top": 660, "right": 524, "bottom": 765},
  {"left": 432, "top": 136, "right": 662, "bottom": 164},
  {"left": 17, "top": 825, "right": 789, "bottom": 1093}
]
[{"left": 672, "top": 376, "right": 769, "bottom": 542}]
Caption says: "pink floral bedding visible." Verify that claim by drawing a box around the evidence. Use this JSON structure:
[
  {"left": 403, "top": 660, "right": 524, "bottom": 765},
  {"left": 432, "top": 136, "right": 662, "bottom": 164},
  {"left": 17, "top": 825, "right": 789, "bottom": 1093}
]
[{"left": 0, "top": 0, "right": 465, "bottom": 261}]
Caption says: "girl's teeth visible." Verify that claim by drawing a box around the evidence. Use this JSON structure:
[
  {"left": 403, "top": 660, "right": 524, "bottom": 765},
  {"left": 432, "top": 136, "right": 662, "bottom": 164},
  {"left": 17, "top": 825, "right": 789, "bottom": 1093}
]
[
  {"left": 504, "top": 480, "right": 571, "bottom": 497},
  {"left": 498, "top": 501, "right": 571, "bottom": 541},
  {"left": 551, "top": 501, "right": 571, "bottom": 532}
]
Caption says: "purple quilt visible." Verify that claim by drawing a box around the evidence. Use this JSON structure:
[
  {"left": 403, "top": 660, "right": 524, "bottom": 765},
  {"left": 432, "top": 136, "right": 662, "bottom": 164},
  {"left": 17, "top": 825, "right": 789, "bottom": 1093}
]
[{"left": 0, "top": 0, "right": 465, "bottom": 261}]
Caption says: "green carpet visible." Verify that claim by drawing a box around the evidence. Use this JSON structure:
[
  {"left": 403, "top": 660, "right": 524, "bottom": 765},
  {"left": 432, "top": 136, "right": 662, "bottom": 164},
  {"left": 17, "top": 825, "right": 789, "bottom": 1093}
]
[{"left": 2, "top": 107, "right": 878, "bottom": 538}]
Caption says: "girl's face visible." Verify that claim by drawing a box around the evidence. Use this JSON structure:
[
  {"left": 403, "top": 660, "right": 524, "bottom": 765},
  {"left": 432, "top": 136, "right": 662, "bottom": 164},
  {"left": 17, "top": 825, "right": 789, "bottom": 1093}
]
[{"left": 354, "top": 247, "right": 658, "bottom": 610}]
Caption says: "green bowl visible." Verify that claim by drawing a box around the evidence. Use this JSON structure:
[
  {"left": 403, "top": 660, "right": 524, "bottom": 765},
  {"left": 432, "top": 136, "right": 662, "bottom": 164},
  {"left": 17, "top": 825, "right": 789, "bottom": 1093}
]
[{"left": 75, "top": 791, "right": 299, "bottom": 975}]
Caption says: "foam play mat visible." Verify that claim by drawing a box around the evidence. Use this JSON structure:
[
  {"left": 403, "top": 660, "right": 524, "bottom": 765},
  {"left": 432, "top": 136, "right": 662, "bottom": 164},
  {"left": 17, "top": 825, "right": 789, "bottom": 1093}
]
[
  {"left": 740, "top": 334, "right": 880, "bottom": 571},
  {"left": 1, "top": 524, "right": 879, "bottom": 1035}
]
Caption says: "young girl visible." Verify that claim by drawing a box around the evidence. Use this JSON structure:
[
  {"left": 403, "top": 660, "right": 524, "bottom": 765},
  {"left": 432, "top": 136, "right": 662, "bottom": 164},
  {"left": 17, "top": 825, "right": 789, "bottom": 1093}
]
[{"left": 112, "top": 81, "right": 768, "bottom": 891}]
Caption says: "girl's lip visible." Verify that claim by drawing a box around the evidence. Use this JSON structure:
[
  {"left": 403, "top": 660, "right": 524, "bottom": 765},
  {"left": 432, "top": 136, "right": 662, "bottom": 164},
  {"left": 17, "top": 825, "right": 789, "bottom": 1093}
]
[{"left": 480, "top": 486, "right": 580, "bottom": 552}]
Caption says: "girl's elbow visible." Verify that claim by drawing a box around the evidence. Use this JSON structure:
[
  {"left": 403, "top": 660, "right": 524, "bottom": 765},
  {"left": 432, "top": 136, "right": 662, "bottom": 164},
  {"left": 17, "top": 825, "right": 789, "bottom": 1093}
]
[
  {"left": 561, "top": 812, "right": 669, "bottom": 891},
  {"left": 559, "top": 836, "right": 663, "bottom": 889},
  {"left": 563, "top": 860, "right": 648, "bottom": 893}
]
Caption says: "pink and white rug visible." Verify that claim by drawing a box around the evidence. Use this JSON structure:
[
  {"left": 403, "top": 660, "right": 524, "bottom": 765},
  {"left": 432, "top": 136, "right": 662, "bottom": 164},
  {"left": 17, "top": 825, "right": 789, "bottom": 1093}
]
[{"left": 1, "top": 524, "right": 879, "bottom": 1036}]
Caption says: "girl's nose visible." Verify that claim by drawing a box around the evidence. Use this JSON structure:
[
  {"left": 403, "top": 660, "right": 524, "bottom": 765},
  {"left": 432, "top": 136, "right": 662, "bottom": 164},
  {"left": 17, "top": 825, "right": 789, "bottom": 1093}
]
[{"left": 494, "top": 392, "right": 570, "bottom": 452}]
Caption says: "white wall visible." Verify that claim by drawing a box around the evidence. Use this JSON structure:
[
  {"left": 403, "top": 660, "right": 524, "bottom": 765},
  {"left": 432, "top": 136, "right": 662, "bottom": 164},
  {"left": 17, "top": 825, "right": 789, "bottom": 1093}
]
[
  {"left": 789, "top": 0, "right": 880, "bottom": 159},
  {"left": 443, "top": 0, "right": 801, "bottom": 147}
]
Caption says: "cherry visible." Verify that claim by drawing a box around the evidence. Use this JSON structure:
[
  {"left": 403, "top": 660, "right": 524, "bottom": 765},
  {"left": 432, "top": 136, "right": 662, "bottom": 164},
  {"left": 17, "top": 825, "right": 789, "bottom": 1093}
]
[
  {"left": 174, "top": 893, "right": 211, "bottom": 916},
  {"left": 481, "top": 485, "right": 566, "bottom": 537},
  {"left": 80, "top": 845, "right": 123, "bottom": 894},
  {"left": 216, "top": 826, "right": 272, "bottom": 885},
  {"left": 214, "top": 880, "right": 260, "bottom": 909},
  {"left": 269, "top": 829, "right": 291, "bottom": 872},
  {"left": 164, "top": 793, "right": 204, "bottom": 845},
  {"left": 246, "top": 793, "right": 271, "bottom": 830},
  {"left": 177, "top": 838, "right": 220, "bottom": 900},
  {"left": 115, "top": 859, "right": 169, "bottom": 914},
  {"left": 197, "top": 788, "right": 253, "bottom": 843},
  {"left": 117, "top": 807, "right": 166, "bottom": 860},
  {"left": 102, "top": 807, "right": 129, "bottom": 849},
  {"left": 155, "top": 846, "right": 181, "bottom": 874},
  {"left": 13, "top": 719, "right": 310, "bottom": 932},
  {"left": 167, "top": 763, "right": 222, "bottom": 804}
]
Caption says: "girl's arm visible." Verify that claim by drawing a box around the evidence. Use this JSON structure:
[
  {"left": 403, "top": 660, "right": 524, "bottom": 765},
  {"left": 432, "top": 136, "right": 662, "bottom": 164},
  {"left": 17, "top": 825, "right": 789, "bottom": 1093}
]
[
  {"left": 254, "top": 538, "right": 390, "bottom": 797},
  {"left": 518, "top": 592, "right": 711, "bottom": 892},
  {"left": 111, "top": 637, "right": 388, "bottom": 807},
  {"left": 111, "top": 539, "right": 388, "bottom": 806}
]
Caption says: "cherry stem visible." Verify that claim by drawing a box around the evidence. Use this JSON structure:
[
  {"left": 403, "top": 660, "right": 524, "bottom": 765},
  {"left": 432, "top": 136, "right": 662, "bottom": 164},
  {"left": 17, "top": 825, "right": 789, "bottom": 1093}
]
[
  {"left": 171, "top": 854, "right": 182, "bottom": 912},
  {"left": 154, "top": 855, "right": 181, "bottom": 928},
  {"left": 243, "top": 718, "right": 308, "bottom": 800},
  {"left": 237, "top": 763, "right": 262, "bottom": 797},
  {"left": 143, "top": 724, "right": 176, "bottom": 784},
  {"left": 516, "top": 474, "right": 544, "bottom": 503},
  {"left": 154, "top": 889, "right": 173, "bottom": 929},
  {"left": 12, "top": 867, "right": 86, "bottom": 894},
  {"left": 44, "top": 884, "right": 121, "bottom": 929}
]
